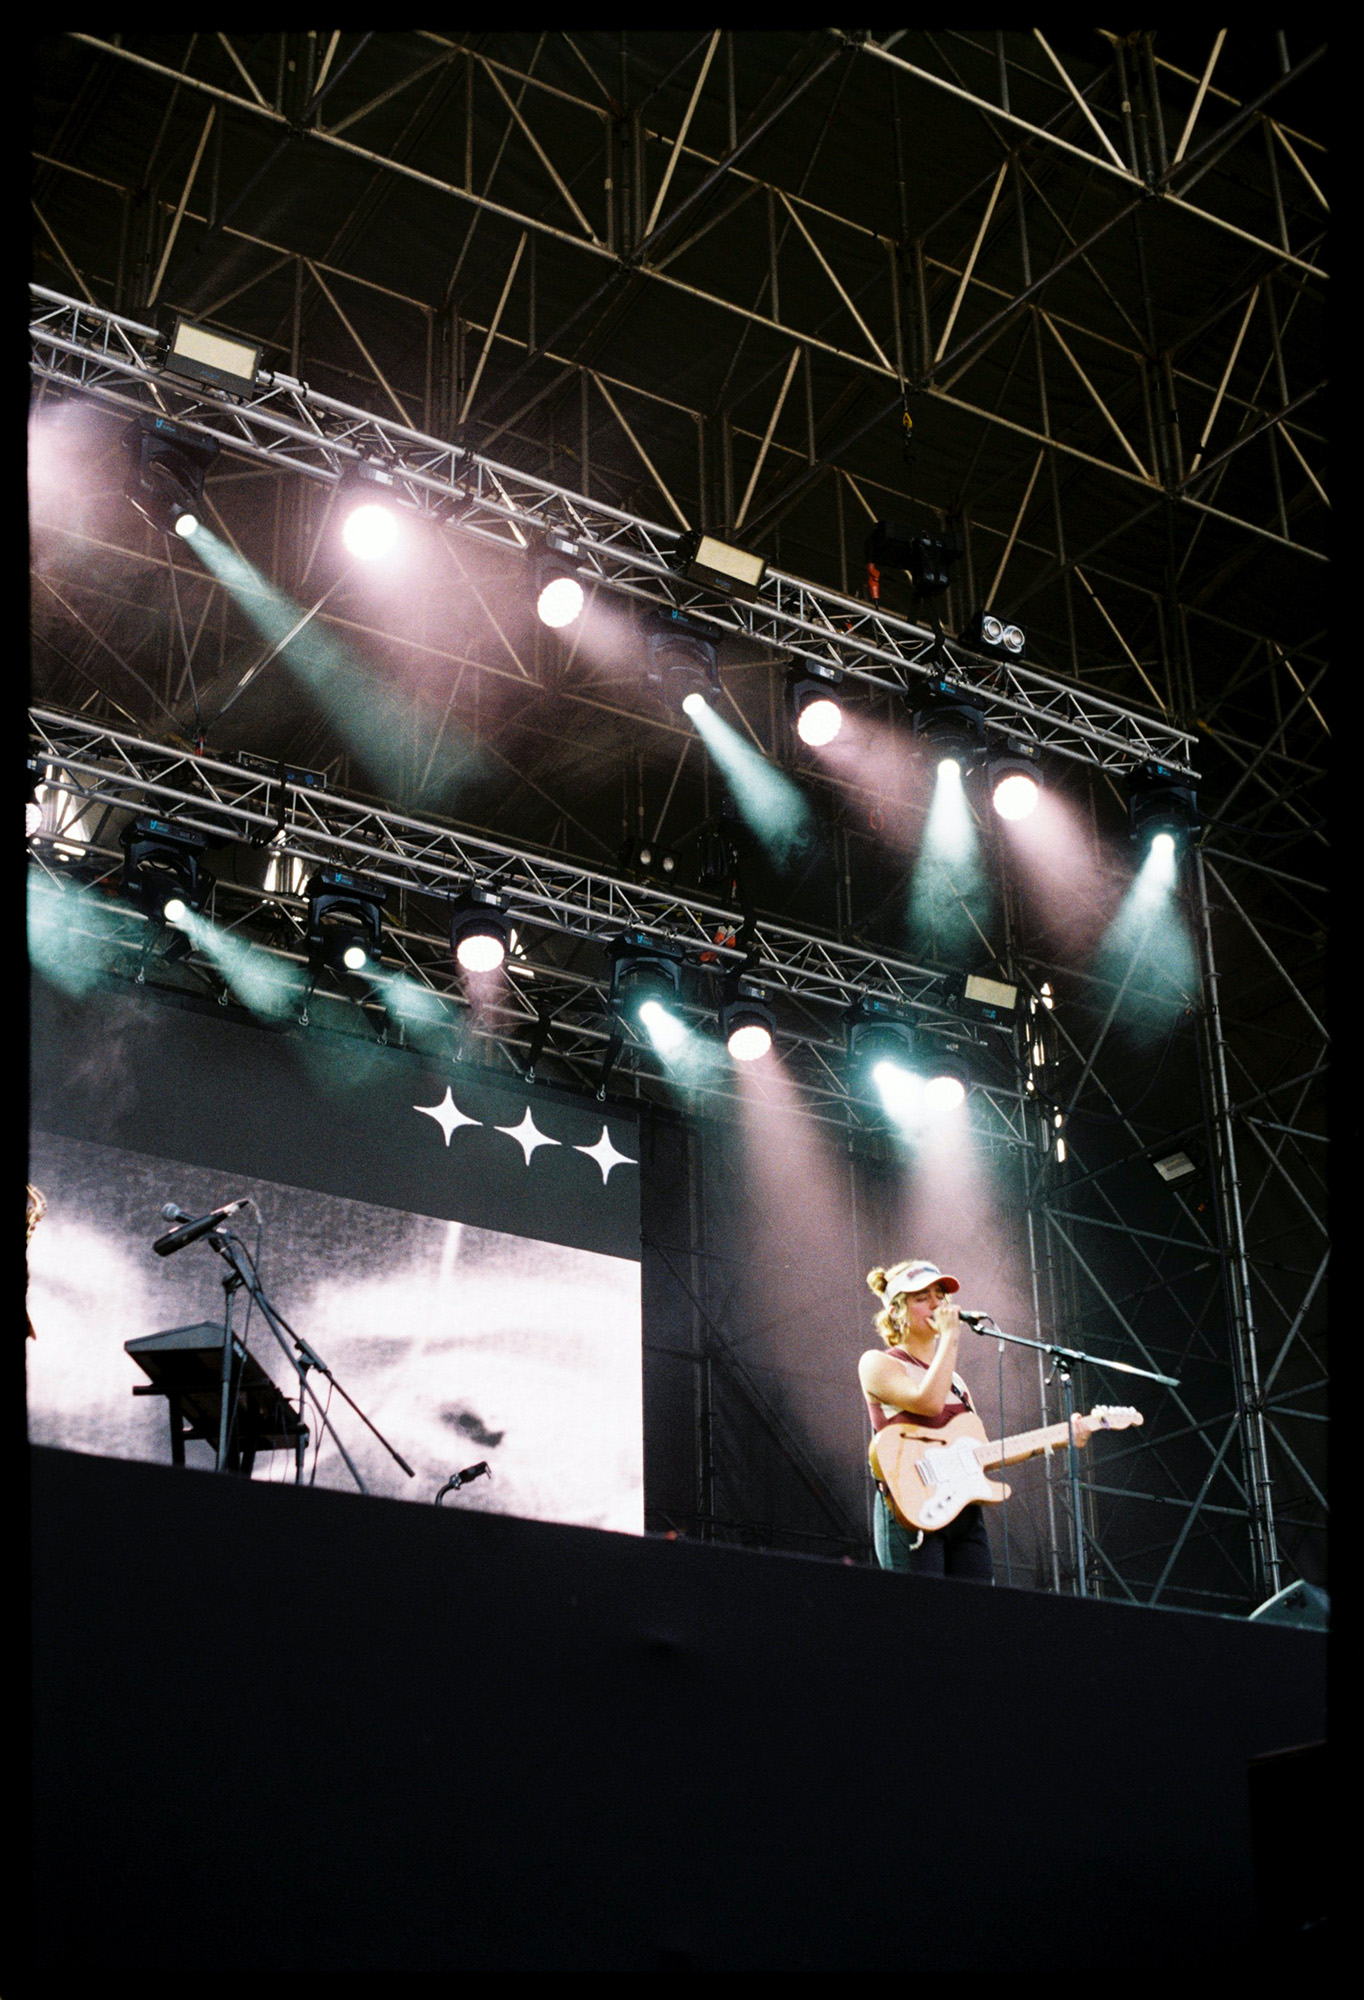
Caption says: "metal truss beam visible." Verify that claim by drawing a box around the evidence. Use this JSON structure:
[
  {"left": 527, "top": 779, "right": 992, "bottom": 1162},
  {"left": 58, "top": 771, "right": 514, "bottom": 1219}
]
[{"left": 30, "top": 287, "right": 1199, "bottom": 777}]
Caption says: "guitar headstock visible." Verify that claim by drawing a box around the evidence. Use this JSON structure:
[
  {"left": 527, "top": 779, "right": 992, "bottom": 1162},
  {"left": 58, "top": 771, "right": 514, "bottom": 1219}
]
[{"left": 1086, "top": 1405, "right": 1144, "bottom": 1432}]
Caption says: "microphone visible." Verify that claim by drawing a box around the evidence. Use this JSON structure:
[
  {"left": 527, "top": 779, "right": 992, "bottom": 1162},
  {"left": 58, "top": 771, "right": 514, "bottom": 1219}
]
[
  {"left": 958, "top": 1309, "right": 996, "bottom": 1329},
  {"left": 153, "top": 1198, "right": 250, "bottom": 1257}
]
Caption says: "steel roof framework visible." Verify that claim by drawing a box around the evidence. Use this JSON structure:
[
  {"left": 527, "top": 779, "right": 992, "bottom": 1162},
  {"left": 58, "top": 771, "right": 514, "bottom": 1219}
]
[{"left": 29, "top": 31, "right": 1326, "bottom": 1602}]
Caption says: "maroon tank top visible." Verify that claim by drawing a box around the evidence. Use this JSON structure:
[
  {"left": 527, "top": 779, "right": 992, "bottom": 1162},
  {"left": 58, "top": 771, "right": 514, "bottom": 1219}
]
[{"left": 864, "top": 1345, "right": 974, "bottom": 1434}]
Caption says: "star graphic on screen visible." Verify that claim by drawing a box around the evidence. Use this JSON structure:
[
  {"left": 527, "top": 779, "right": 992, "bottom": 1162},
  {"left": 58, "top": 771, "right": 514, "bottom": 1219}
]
[
  {"left": 574, "top": 1126, "right": 636, "bottom": 1183},
  {"left": 413, "top": 1088, "right": 481, "bottom": 1147},
  {"left": 495, "top": 1108, "right": 560, "bottom": 1165}
]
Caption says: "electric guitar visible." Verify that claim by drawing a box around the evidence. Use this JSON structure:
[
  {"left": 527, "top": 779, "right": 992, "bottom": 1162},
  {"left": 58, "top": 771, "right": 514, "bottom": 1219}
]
[{"left": 870, "top": 1406, "right": 1144, "bottom": 1532}]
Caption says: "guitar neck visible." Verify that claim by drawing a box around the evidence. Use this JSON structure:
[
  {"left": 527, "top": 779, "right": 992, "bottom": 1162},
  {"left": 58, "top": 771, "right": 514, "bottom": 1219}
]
[{"left": 979, "top": 1421, "right": 1074, "bottom": 1470}]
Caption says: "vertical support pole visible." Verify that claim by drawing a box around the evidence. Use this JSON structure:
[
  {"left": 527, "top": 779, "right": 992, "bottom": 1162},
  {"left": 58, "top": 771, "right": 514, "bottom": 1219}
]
[
  {"left": 1190, "top": 847, "right": 1281, "bottom": 1603},
  {"left": 580, "top": 368, "right": 591, "bottom": 497},
  {"left": 290, "top": 256, "right": 303, "bottom": 379}
]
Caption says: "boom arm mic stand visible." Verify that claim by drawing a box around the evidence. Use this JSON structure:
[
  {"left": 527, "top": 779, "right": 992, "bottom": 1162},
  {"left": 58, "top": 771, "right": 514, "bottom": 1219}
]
[
  {"left": 961, "top": 1312, "right": 1178, "bottom": 1601},
  {"left": 192, "top": 1220, "right": 414, "bottom": 1493}
]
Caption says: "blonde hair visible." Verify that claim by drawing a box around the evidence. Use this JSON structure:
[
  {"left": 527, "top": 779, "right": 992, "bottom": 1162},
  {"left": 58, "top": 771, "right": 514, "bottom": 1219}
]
[{"left": 866, "top": 1265, "right": 909, "bottom": 1346}]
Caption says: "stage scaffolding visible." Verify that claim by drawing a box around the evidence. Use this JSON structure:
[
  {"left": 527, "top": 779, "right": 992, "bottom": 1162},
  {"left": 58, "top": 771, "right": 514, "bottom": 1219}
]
[{"left": 27, "top": 692, "right": 1325, "bottom": 1612}]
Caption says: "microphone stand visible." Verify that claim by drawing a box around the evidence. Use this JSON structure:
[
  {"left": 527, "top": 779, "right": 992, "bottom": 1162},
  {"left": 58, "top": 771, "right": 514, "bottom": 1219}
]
[
  {"left": 962, "top": 1315, "right": 1178, "bottom": 1601},
  {"left": 198, "top": 1225, "right": 414, "bottom": 1494}
]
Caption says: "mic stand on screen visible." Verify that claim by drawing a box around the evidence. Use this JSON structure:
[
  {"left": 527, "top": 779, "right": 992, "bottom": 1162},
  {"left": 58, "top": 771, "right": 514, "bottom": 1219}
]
[
  {"left": 198, "top": 1224, "right": 414, "bottom": 1494},
  {"left": 960, "top": 1312, "right": 1178, "bottom": 1602}
]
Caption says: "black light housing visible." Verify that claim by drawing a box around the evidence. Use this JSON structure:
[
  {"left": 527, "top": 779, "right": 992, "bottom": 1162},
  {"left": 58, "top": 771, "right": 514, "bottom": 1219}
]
[
  {"left": 956, "top": 972, "right": 1019, "bottom": 1026},
  {"left": 450, "top": 889, "right": 513, "bottom": 974},
  {"left": 785, "top": 662, "right": 846, "bottom": 747},
  {"left": 643, "top": 609, "right": 720, "bottom": 707},
  {"left": 609, "top": 932, "right": 684, "bottom": 1021},
  {"left": 619, "top": 836, "right": 680, "bottom": 885},
  {"left": 533, "top": 530, "right": 586, "bottom": 629},
  {"left": 985, "top": 737, "right": 1043, "bottom": 820},
  {"left": 1128, "top": 760, "right": 1200, "bottom": 849},
  {"left": 305, "top": 867, "right": 386, "bottom": 975},
  {"left": 865, "top": 520, "right": 963, "bottom": 601},
  {"left": 123, "top": 415, "right": 218, "bottom": 539},
  {"left": 911, "top": 676, "right": 988, "bottom": 771},
  {"left": 720, "top": 975, "right": 775, "bottom": 1063},
  {"left": 847, "top": 996, "right": 918, "bottom": 1078},
  {"left": 672, "top": 530, "right": 767, "bottom": 600},
  {"left": 119, "top": 815, "right": 210, "bottom": 921},
  {"left": 961, "top": 608, "right": 1027, "bottom": 660}
]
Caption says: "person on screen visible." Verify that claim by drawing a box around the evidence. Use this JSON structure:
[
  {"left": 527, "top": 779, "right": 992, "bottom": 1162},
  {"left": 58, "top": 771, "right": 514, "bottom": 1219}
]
[{"left": 857, "top": 1258, "right": 993, "bottom": 1581}]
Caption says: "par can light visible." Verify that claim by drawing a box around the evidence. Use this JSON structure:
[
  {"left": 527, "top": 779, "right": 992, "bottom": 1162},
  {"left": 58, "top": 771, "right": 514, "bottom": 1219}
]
[{"left": 451, "top": 890, "right": 513, "bottom": 973}]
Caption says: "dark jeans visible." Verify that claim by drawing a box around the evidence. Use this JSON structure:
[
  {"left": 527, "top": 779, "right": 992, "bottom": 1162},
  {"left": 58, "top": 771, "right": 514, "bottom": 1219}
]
[{"left": 873, "top": 1490, "right": 994, "bottom": 1581}]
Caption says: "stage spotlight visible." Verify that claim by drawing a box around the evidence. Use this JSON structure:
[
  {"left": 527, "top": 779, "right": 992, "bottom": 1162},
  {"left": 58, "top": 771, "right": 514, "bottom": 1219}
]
[
  {"left": 720, "top": 978, "right": 775, "bottom": 1063},
  {"left": 610, "top": 932, "right": 685, "bottom": 1042},
  {"left": 865, "top": 520, "right": 963, "bottom": 603},
  {"left": 644, "top": 609, "right": 720, "bottom": 710},
  {"left": 123, "top": 415, "right": 218, "bottom": 539},
  {"left": 337, "top": 463, "right": 402, "bottom": 562},
  {"left": 987, "top": 739, "right": 1042, "bottom": 821},
  {"left": 1128, "top": 760, "right": 1200, "bottom": 852},
  {"left": 451, "top": 889, "right": 513, "bottom": 973},
  {"left": 119, "top": 816, "right": 210, "bottom": 923},
  {"left": 911, "top": 677, "right": 987, "bottom": 773},
  {"left": 923, "top": 1050, "right": 970, "bottom": 1115},
  {"left": 847, "top": 998, "right": 919, "bottom": 1112},
  {"left": 305, "top": 867, "right": 386, "bottom": 975},
  {"left": 672, "top": 529, "right": 767, "bottom": 601},
  {"left": 961, "top": 609, "right": 1027, "bottom": 661},
  {"left": 160, "top": 316, "right": 262, "bottom": 399},
  {"left": 785, "top": 663, "right": 845, "bottom": 747},
  {"left": 534, "top": 531, "right": 585, "bottom": 629},
  {"left": 620, "top": 836, "right": 680, "bottom": 885}
]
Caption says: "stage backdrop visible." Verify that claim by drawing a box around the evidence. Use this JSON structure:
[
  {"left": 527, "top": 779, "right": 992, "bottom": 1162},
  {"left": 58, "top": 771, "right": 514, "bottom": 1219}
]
[{"left": 27, "top": 975, "right": 643, "bottom": 1533}]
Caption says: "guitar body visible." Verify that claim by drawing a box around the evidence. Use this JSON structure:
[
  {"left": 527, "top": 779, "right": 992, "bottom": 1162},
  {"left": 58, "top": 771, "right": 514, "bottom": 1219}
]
[{"left": 870, "top": 1412, "right": 1013, "bottom": 1532}]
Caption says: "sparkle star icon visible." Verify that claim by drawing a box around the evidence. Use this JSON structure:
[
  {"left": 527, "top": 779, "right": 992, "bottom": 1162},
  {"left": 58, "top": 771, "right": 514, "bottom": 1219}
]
[
  {"left": 414, "top": 1088, "right": 481, "bottom": 1147},
  {"left": 574, "top": 1126, "right": 636, "bottom": 1183},
  {"left": 495, "top": 1108, "right": 559, "bottom": 1165}
]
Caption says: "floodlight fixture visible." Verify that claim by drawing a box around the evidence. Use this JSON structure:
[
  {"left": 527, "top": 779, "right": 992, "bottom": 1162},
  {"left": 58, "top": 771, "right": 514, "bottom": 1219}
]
[
  {"left": 785, "top": 662, "right": 846, "bottom": 748},
  {"left": 119, "top": 815, "right": 210, "bottom": 922},
  {"left": 305, "top": 867, "right": 386, "bottom": 976},
  {"left": 1153, "top": 1148, "right": 1199, "bottom": 1185},
  {"left": 123, "top": 415, "right": 218, "bottom": 539},
  {"left": 961, "top": 608, "right": 1027, "bottom": 661},
  {"left": 1128, "top": 760, "right": 1200, "bottom": 851},
  {"left": 672, "top": 529, "right": 767, "bottom": 601},
  {"left": 336, "top": 461, "right": 402, "bottom": 562},
  {"left": 451, "top": 888, "right": 513, "bottom": 974},
  {"left": 160, "top": 316, "right": 262, "bottom": 399},
  {"left": 986, "top": 738, "right": 1042, "bottom": 821},
  {"left": 645, "top": 609, "right": 720, "bottom": 710},
  {"left": 720, "top": 976, "right": 775, "bottom": 1063},
  {"left": 865, "top": 520, "right": 963, "bottom": 602},
  {"left": 533, "top": 531, "right": 586, "bottom": 629},
  {"left": 958, "top": 972, "right": 1019, "bottom": 1026},
  {"left": 911, "top": 677, "right": 988, "bottom": 773}
]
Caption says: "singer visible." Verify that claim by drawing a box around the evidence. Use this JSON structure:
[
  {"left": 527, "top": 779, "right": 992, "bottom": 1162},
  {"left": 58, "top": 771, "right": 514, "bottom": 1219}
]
[{"left": 858, "top": 1258, "right": 995, "bottom": 1581}]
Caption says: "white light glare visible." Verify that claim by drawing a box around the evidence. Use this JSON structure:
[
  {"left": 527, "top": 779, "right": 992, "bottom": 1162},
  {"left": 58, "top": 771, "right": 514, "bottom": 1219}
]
[
  {"left": 924, "top": 1073, "right": 966, "bottom": 1115},
  {"left": 342, "top": 501, "right": 400, "bottom": 561},
  {"left": 1151, "top": 831, "right": 1176, "bottom": 859},
  {"left": 638, "top": 998, "right": 687, "bottom": 1051},
  {"left": 992, "top": 771, "right": 1040, "bottom": 821},
  {"left": 681, "top": 691, "right": 708, "bottom": 719},
  {"left": 873, "top": 1059, "right": 922, "bottom": 1123},
  {"left": 342, "top": 942, "right": 369, "bottom": 971},
  {"left": 163, "top": 897, "right": 188, "bottom": 926},
  {"left": 26, "top": 802, "right": 42, "bottom": 838},
  {"left": 727, "top": 1021, "right": 772, "bottom": 1063},
  {"left": 456, "top": 930, "right": 506, "bottom": 974},
  {"left": 937, "top": 754, "right": 963, "bottom": 780},
  {"left": 796, "top": 696, "right": 843, "bottom": 747},
  {"left": 173, "top": 512, "right": 200, "bottom": 540},
  {"left": 536, "top": 575, "right": 584, "bottom": 629}
]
